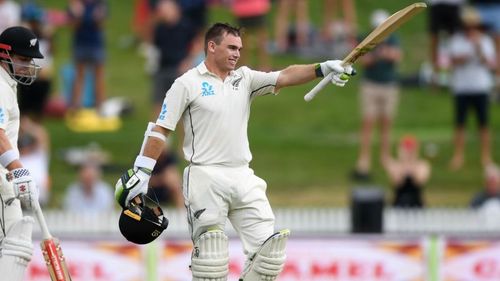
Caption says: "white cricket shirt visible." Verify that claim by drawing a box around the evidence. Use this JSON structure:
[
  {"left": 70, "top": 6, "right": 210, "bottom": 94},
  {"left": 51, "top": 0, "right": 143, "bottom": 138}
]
[
  {"left": 448, "top": 33, "right": 496, "bottom": 94},
  {"left": 156, "top": 62, "right": 280, "bottom": 166},
  {"left": 0, "top": 67, "right": 20, "bottom": 172}
]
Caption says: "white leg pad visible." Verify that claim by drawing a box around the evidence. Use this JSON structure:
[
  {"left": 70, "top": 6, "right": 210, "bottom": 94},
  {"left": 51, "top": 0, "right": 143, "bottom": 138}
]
[
  {"left": 191, "top": 230, "right": 229, "bottom": 281},
  {"left": 0, "top": 216, "right": 34, "bottom": 281},
  {"left": 239, "top": 229, "right": 290, "bottom": 281}
]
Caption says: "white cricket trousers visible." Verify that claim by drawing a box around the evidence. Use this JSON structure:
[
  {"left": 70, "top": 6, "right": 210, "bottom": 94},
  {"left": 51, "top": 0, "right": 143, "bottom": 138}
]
[{"left": 183, "top": 165, "right": 275, "bottom": 255}]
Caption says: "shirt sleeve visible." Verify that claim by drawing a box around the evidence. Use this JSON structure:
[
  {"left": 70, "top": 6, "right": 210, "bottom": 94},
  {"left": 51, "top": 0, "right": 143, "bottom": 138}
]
[
  {"left": 244, "top": 67, "right": 281, "bottom": 97},
  {"left": 156, "top": 79, "right": 190, "bottom": 131}
]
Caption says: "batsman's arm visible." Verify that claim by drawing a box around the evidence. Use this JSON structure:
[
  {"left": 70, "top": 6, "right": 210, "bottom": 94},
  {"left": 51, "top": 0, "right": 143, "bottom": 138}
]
[
  {"left": 276, "top": 61, "right": 351, "bottom": 92},
  {"left": 275, "top": 64, "right": 317, "bottom": 92},
  {"left": 115, "top": 123, "right": 172, "bottom": 208},
  {"left": 142, "top": 125, "right": 172, "bottom": 160},
  {"left": 0, "top": 129, "right": 23, "bottom": 170}
]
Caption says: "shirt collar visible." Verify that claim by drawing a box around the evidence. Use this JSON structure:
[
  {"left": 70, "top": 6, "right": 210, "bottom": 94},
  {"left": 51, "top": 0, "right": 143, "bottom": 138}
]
[
  {"left": 0, "top": 66, "right": 16, "bottom": 89},
  {"left": 196, "top": 61, "right": 236, "bottom": 78}
]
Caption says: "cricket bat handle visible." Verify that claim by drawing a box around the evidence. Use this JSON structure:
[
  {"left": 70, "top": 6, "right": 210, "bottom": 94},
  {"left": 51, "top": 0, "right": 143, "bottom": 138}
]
[
  {"left": 33, "top": 201, "right": 52, "bottom": 239},
  {"left": 304, "top": 72, "right": 333, "bottom": 102}
]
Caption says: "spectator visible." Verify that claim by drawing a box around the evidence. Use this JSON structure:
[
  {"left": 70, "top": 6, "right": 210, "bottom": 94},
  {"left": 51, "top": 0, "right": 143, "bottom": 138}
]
[
  {"left": 351, "top": 9, "right": 402, "bottom": 182},
  {"left": 321, "top": 0, "right": 357, "bottom": 44},
  {"left": 177, "top": 0, "right": 207, "bottom": 71},
  {"left": 274, "top": 0, "right": 309, "bottom": 53},
  {"left": 150, "top": 0, "right": 198, "bottom": 118},
  {"left": 147, "top": 151, "right": 184, "bottom": 208},
  {"left": 470, "top": 164, "right": 500, "bottom": 209},
  {"left": 470, "top": 0, "right": 500, "bottom": 79},
  {"left": 231, "top": 0, "right": 272, "bottom": 70},
  {"left": 0, "top": 0, "right": 20, "bottom": 33},
  {"left": 18, "top": 1, "right": 54, "bottom": 122},
  {"left": 63, "top": 161, "right": 114, "bottom": 212},
  {"left": 383, "top": 135, "right": 431, "bottom": 208},
  {"left": 67, "top": 0, "right": 107, "bottom": 112},
  {"left": 427, "top": 0, "right": 465, "bottom": 84},
  {"left": 448, "top": 6, "right": 496, "bottom": 170},
  {"left": 18, "top": 116, "right": 50, "bottom": 206}
]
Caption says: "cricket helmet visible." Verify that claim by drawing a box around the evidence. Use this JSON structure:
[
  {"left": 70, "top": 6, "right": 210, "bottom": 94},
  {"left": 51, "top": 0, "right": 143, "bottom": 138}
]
[
  {"left": 0, "top": 26, "right": 43, "bottom": 85},
  {"left": 119, "top": 194, "right": 169, "bottom": 244}
]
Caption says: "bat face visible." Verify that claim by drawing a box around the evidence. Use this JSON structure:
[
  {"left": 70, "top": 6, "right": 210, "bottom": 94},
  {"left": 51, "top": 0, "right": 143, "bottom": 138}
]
[
  {"left": 343, "top": 2, "right": 427, "bottom": 65},
  {"left": 41, "top": 239, "right": 72, "bottom": 281}
]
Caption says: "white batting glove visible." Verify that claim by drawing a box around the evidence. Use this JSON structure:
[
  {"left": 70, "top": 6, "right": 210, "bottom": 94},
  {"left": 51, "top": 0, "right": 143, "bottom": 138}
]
[
  {"left": 7, "top": 168, "right": 39, "bottom": 210},
  {"left": 115, "top": 167, "right": 151, "bottom": 208},
  {"left": 320, "top": 60, "right": 355, "bottom": 87}
]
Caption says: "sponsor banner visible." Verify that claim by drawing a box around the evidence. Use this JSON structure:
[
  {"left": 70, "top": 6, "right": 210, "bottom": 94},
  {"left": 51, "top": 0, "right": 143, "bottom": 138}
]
[
  {"left": 442, "top": 239, "right": 500, "bottom": 281},
  {"left": 157, "top": 239, "right": 425, "bottom": 281},
  {"left": 27, "top": 241, "right": 144, "bottom": 281},
  {"left": 28, "top": 238, "right": 424, "bottom": 281}
]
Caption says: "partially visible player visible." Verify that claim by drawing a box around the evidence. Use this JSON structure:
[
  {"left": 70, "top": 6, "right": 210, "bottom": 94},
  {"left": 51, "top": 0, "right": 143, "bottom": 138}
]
[
  {"left": 0, "top": 26, "right": 44, "bottom": 280},
  {"left": 115, "top": 22, "right": 353, "bottom": 280}
]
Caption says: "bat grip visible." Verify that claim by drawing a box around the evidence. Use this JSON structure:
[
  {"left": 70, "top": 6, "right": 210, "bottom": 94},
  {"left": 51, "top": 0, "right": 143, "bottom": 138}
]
[
  {"left": 304, "top": 72, "right": 333, "bottom": 102},
  {"left": 33, "top": 201, "right": 52, "bottom": 239}
]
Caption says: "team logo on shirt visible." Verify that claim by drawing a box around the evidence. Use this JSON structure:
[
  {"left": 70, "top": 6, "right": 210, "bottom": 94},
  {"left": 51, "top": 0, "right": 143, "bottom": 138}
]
[
  {"left": 158, "top": 103, "right": 167, "bottom": 120},
  {"left": 0, "top": 108, "right": 4, "bottom": 124},
  {"left": 231, "top": 76, "right": 242, "bottom": 90},
  {"left": 201, "top": 82, "right": 215, "bottom": 96}
]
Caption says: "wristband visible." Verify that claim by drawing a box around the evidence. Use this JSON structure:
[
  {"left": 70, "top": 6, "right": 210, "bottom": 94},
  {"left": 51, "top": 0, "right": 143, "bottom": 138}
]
[
  {"left": 0, "top": 149, "right": 19, "bottom": 168},
  {"left": 314, "top": 63, "right": 324, "bottom": 78},
  {"left": 134, "top": 155, "right": 156, "bottom": 171}
]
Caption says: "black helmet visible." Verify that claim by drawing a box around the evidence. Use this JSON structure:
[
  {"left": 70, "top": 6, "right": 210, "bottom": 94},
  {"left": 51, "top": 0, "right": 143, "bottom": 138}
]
[
  {"left": 0, "top": 26, "right": 43, "bottom": 59},
  {"left": 0, "top": 26, "right": 43, "bottom": 85},
  {"left": 119, "top": 195, "right": 169, "bottom": 244}
]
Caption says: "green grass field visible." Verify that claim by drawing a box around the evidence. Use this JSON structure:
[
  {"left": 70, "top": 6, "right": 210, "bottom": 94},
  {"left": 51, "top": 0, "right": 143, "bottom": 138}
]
[{"left": 42, "top": 0, "right": 499, "bottom": 208}]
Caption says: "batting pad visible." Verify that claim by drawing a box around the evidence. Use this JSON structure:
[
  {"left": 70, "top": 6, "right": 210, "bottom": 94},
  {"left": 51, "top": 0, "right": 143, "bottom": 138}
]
[
  {"left": 239, "top": 229, "right": 290, "bottom": 281},
  {"left": 0, "top": 216, "right": 34, "bottom": 281},
  {"left": 191, "top": 230, "right": 229, "bottom": 281}
]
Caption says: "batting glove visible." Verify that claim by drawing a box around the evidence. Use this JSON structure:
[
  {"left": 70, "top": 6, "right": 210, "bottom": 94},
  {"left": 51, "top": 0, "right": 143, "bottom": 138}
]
[
  {"left": 115, "top": 167, "right": 151, "bottom": 208},
  {"left": 319, "top": 60, "right": 355, "bottom": 87},
  {"left": 7, "top": 168, "right": 39, "bottom": 210}
]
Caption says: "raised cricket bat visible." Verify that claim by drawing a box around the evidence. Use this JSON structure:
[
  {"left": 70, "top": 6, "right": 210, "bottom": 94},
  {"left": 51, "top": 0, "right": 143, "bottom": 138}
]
[
  {"left": 304, "top": 2, "right": 427, "bottom": 102},
  {"left": 34, "top": 202, "right": 72, "bottom": 281}
]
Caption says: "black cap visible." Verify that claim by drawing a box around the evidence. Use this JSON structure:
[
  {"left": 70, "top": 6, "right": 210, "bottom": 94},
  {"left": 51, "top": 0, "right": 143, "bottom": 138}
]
[
  {"left": 118, "top": 196, "right": 169, "bottom": 244},
  {"left": 0, "top": 26, "right": 44, "bottom": 59}
]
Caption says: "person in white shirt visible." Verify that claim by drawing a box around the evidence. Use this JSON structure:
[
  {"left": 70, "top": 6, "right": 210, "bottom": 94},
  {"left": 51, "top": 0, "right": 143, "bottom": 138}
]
[
  {"left": 64, "top": 161, "right": 114, "bottom": 213},
  {"left": 448, "top": 7, "right": 497, "bottom": 170},
  {"left": 0, "top": 26, "right": 44, "bottom": 281},
  {"left": 114, "top": 22, "right": 353, "bottom": 281},
  {"left": 0, "top": 0, "right": 20, "bottom": 34}
]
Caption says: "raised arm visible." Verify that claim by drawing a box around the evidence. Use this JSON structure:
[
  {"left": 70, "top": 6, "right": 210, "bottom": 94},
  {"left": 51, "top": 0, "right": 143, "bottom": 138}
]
[{"left": 275, "top": 60, "right": 354, "bottom": 92}]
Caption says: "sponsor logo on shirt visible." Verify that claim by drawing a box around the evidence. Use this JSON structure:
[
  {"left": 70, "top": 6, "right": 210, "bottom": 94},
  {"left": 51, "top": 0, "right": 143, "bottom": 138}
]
[
  {"left": 0, "top": 108, "right": 5, "bottom": 124},
  {"left": 201, "top": 82, "right": 215, "bottom": 96},
  {"left": 158, "top": 103, "right": 167, "bottom": 120}
]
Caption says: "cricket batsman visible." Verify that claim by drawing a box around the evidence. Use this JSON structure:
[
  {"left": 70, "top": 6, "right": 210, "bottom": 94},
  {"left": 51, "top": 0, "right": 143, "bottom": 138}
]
[
  {"left": 115, "top": 22, "right": 353, "bottom": 280},
  {"left": 0, "top": 26, "right": 44, "bottom": 280}
]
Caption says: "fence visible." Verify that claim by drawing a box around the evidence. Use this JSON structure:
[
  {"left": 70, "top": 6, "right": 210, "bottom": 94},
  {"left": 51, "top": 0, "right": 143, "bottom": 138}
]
[{"left": 35, "top": 207, "right": 500, "bottom": 239}]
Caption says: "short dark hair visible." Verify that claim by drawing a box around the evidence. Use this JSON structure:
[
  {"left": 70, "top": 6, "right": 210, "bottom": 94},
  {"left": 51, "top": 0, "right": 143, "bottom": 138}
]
[{"left": 204, "top": 23, "right": 241, "bottom": 54}]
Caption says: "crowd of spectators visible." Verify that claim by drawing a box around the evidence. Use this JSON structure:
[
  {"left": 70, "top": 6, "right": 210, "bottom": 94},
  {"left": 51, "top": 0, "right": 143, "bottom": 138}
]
[{"left": 1, "top": 0, "right": 498, "bottom": 212}]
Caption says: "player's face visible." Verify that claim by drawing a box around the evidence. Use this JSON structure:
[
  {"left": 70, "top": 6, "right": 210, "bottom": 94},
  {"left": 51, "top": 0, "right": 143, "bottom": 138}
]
[
  {"left": 8, "top": 54, "right": 40, "bottom": 85},
  {"left": 213, "top": 33, "right": 242, "bottom": 71},
  {"left": 11, "top": 54, "right": 35, "bottom": 75}
]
